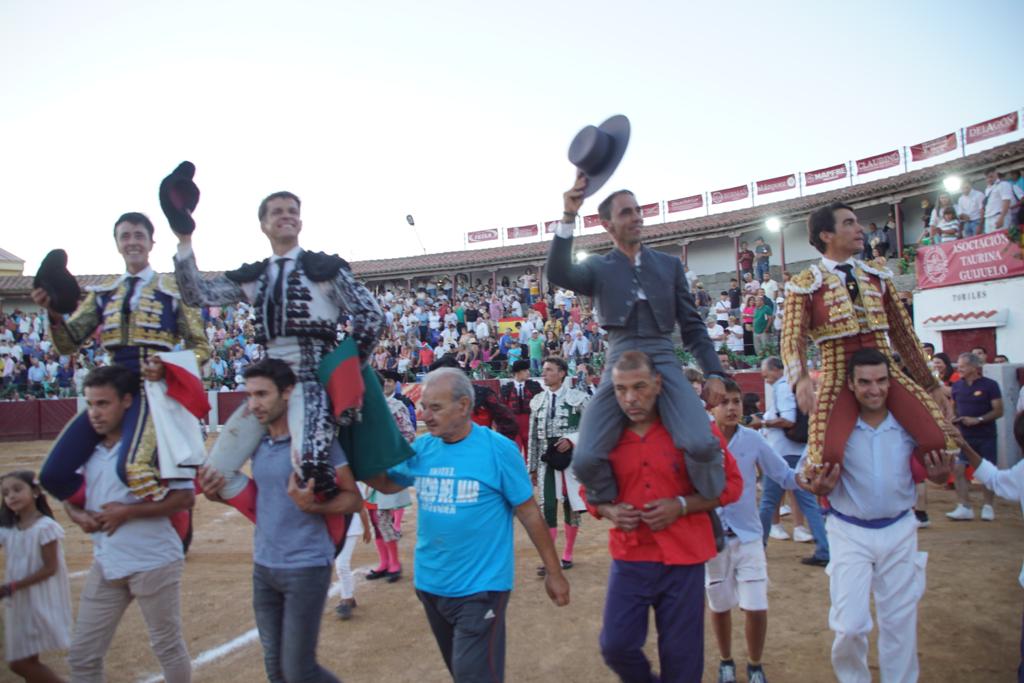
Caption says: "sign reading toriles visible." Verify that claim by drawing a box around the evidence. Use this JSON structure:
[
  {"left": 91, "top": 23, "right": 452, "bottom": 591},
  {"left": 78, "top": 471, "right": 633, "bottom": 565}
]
[{"left": 915, "top": 230, "right": 1024, "bottom": 289}]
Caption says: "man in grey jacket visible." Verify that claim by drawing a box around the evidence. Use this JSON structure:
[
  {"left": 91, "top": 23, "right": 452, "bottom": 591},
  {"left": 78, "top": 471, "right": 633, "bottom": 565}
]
[{"left": 549, "top": 171, "right": 728, "bottom": 504}]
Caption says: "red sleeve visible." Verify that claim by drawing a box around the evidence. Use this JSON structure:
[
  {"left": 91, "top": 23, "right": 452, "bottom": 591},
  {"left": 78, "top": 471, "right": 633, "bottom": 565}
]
[{"left": 580, "top": 484, "right": 603, "bottom": 519}]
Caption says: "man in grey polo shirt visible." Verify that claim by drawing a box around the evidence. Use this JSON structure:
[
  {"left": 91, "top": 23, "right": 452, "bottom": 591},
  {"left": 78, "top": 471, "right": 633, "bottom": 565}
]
[{"left": 200, "top": 359, "right": 362, "bottom": 683}]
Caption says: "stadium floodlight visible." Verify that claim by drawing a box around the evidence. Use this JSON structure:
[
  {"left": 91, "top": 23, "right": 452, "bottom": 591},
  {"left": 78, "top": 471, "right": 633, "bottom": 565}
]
[
  {"left": 943, "top": 175, "right": 962, "bottom": 193},
  {"left": 765, "top": 217, "right": 782, "bottom": 232},
  {"left": 575, "top": 250, "right": 589, "bottom": 263}
]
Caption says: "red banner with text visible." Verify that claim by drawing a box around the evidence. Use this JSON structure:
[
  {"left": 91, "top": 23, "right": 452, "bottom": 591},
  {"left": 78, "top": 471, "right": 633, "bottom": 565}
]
[
  {"left": 583, "top": 213, "right": 602, "bottom": 228},
  {"left": 910, "top": 133, "right": 957, "bottom": 161},
  {"left": 506, "top": 224, "right": 538, "bottom": 240},
  {"left": 966, "top": 112, "right": 1019, "bottom": 145},
  {"left": 710, "top": 185, "right": 749, "bottom": 205},
  {"left": 915, "top": 230, "right": 1024, "bottom": 290},
  {"left": 756, "top": 174, "right": 797, "bottom": 195},
  {"left": 467, "top": 229, "right": 498, "bottom": 243},
  {"left": 856, "top": 150, "right": 900, "bottom": 175},
  {"left": 804, "top": 163, "right": 848, "bottom": 187},
  {"left": 667, "top": 195, "right": 703, "bottom": 213},
  {"left": 640, "top": 202, "right": 660, "bottom": 218}
]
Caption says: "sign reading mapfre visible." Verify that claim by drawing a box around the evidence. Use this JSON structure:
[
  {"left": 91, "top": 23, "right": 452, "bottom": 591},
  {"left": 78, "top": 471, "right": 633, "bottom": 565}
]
[
  {"left": 915, "top": 230, "right": 1024, "bottom": 290},
  {"left": 966, "top": 111, "right": 1019, "bottom": 144},
  {"left": 804, "top": 163, "right": 848, "bottom": 187},
  {"left": 467, "top": 229, "right": 498, "bottom": 243}
]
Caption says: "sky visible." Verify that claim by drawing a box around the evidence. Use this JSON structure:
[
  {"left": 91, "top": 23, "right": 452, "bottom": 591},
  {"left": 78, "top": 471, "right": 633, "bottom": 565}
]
[{"left": 2, "top": 0, "right": 1023, "bottom": 275}]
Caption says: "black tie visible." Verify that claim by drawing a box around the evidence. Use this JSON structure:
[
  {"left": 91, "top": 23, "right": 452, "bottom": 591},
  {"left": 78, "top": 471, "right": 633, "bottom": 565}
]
[
  {"left": 268, "top": 258, "right": 290, "bottom": 339},
  {"left": 121, "top": 276, "right": 139, "bottom": 318},
  {"left": 835, "top": 264, "right": 860, "bottom": 302}
]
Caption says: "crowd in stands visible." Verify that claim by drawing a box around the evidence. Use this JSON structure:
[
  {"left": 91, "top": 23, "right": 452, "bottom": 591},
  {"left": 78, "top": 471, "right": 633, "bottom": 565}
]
[{"left": 915, "top": 168, "right": 1023, "bottom": 249}]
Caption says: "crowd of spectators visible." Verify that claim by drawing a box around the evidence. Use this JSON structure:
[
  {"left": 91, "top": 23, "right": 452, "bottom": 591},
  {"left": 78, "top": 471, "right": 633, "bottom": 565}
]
[
  {"left": 915, "top": 168, "right": 1023, "bottom": 249},
  {"left": 0, "top": 271, "right": 612, "bottom": 399}
]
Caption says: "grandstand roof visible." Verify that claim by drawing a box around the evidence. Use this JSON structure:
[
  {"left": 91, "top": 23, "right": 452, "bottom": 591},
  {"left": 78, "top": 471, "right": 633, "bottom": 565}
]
[
  {"left": 0, "top": 248, "right": 24, "bottom": 264},
  {"left": 1, "top": 138, "right": 1022, "bottom": 297}
]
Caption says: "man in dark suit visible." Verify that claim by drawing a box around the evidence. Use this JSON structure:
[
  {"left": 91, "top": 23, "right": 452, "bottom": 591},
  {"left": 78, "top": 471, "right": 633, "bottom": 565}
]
[{"left": 548, "top": 172, "right": 728, "bottom": 504}]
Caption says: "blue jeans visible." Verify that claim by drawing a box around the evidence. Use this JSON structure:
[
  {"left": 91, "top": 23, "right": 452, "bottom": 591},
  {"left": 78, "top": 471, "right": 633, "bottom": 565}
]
[
  {"left": 252, "top": 564, "right": 340, "bottom": 683},
  {"left": 759, "top": 454, "right": 829, "bottom": 561},
  {"left": 755, "top": 260, "right": 770, "bottom": 283},
  {"left": 962, "top": 219, "right": 981, "bottom": 237}
]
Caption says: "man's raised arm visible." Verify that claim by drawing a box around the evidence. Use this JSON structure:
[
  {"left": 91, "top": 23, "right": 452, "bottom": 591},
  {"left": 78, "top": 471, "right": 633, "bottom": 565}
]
[
  {"left": 546, "top": 171, "right": 596, "bottom": 296},
  {"left": 172, "top": 239, "right": 247, "bottom": 308}
]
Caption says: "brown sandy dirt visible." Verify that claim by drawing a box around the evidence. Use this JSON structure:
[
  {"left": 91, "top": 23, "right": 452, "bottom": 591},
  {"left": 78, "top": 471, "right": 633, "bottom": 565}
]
[{"left": 1, "top": 439, "right": 1020, "bottom": 682}]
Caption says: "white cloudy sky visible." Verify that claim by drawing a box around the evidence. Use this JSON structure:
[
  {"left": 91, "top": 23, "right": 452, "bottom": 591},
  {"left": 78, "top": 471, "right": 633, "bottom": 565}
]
[{"left": 2, "top": 0, "right": 1022, "bottom": 275}]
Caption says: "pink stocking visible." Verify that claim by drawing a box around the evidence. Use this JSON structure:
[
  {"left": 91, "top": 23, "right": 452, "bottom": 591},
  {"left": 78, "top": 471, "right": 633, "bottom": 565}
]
[
  {"left": 563, "top": 525, "right": 579, "bottom": 563},
  {"left": 385, "top": 540, "right": 401, "bottom": 573},
  {"left": 373, "top": 538, "right": 389, "bottom": 573},
  {"left": 392, "top": 508, "right": 405, "bottom": 532}
]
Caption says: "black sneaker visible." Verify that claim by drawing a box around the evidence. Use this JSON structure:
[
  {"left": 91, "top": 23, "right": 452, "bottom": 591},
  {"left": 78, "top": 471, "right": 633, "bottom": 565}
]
[
  {"left": 336, "top": 601, "right": 353, "bottom": 620},
  {"left": 747, "top": 664, "right": 768, "bottom": 683},
  {"left": 914, "top": 510, "right": 930, "bottom": 528},
  {"left": 800, "top": 555, "right": 829, "bottom": 567}
]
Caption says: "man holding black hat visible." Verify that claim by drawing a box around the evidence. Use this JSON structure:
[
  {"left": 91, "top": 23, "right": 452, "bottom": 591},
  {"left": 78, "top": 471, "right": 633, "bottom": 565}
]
[
  {"left": 33, "top": 212, "right": 210, "bottom": 521},
  {"left": 167, "top": 173, "right": 392, "bottom": 513},
  {"left": 550, "top": 116, "right": 728, "bottom": 508},
  {"left": 500, "top": 359, "right": 543, "bottom": 458}
]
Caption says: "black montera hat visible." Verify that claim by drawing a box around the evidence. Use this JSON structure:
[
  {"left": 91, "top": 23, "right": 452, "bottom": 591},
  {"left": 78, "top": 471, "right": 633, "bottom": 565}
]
[
  {"left": 33, "top": 249, "right": 80, "bottom": 315},
  {"left": 159, "top": 161, "right": 201, "bottom": 234},
  {"left": 568, "top": 115, "right": 631, "bottom": 198}
]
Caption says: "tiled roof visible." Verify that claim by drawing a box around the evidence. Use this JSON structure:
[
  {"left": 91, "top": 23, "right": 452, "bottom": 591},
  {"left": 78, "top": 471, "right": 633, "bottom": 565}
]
[
  {"left": 0, "top": 248, "right": 25, "bottom": 264},
  {"left": 2, "top": 139, "right": 1022, "bottom": 294},
  {"left": 349, "top": 138, "right": 1024, "bottom": 278}
]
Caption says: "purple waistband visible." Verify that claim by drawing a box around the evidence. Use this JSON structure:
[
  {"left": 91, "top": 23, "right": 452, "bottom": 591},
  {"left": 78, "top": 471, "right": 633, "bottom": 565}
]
[{"left": 828, "top": 508, "right": 909, "bottom": 529}]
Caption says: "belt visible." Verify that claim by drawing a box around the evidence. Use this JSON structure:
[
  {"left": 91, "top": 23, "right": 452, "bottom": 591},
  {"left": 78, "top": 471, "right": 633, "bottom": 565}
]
[{"left": 828, "top": 508, "right": 909, "bottom": 529}]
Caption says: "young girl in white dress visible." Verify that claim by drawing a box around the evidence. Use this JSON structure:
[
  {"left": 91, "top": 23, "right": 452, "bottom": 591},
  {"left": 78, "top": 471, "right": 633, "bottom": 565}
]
[{"left": 0, "top": 470, "right": 72, "bottom": 682}]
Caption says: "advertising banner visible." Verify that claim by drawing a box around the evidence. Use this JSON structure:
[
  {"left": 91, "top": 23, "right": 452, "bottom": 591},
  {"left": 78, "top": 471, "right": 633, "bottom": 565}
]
[
  {"left": 855, "top": 150, "right": 900, "bottom": 175},
  {"left": 915, "top": 230, "right": 1024, "bottom": 289},
  {"left": 710, "top": 185, "right": 749, "bottom": 205},
  {"left": 467, "top": 229, "right": 498, "bottom": 243},
  {"left": 910, "top": 133, "right": 957, "bottom": 161},
  {"left": 804, "top": 163, "right": 848, "bottom": 186},
  {"left": 965, "top": 111, "right": 1019, "bottom": 144},
  {"left": 756, "top": 174, "right": 797, "bottom": 195},
  {"left": 667, "top": 195, "right": 703, "bottom": 213}
]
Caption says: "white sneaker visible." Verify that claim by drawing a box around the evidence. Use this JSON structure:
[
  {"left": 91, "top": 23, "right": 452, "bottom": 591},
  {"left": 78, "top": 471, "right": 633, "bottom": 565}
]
[
  {"left": 946, "top": 504, "right": 974, "bottom": 521},
  {"left": 981, "top": 504, "right": 995, "bottom": 521},
  {"left": 779, "top": 504, "right": 792, "bottom": 517},
  {"left": 769, "top": 524, "right": 790, "bottom": 540},
  {"left": 792, "top": 526, "right": 814, "bottom": 543}
]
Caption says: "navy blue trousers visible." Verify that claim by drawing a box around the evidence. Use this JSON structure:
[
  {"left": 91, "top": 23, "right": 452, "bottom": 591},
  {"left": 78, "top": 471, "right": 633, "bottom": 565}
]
[{"left": 600, "top": 560, "right": 705, "bottom": 683}]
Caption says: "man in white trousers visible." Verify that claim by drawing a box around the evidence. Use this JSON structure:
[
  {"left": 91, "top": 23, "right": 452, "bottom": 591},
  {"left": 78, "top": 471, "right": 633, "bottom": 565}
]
[{"left": 800, "top": 347, "right": 953, "bottom": 683}]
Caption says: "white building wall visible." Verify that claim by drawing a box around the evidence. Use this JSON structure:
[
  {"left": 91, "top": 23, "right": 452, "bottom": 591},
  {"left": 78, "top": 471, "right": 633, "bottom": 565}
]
[{"left": 913, "top": 276, "right": 1024, "bottom": 358}]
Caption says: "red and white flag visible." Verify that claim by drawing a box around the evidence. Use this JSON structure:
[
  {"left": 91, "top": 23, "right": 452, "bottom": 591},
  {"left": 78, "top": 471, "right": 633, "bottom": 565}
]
[
  {"left": 145, "top": 351, "right": 209, "bottom": 478},
  {"left": 756, "top": 174, "right": 797, "bottom": 195},
  {"left": 710, "top": 185, "right": 749, "bottom": 205},
  {"left": 910, "top": 133, "right": 957, "bottom": 161},
  {"left": 856, "top": 150, "right": 900, "bottom": 175},
  {"left": 506, "top": 224, "right": 538, "bottom": 240},
  {"left": 467, "top": 229, "right": 499, "bottom": 243},
  {"left": 640, "top": 202, "right": 660, "bottom": 218},
  {"left": 583, "top": 213, "right": 602, "bottom": 228},
  {"left": 966, "top": 111, "right": 1019, "bottom": 144},
  {"left": 667, "top": 195, "right": 703, "bottom": 213},
  {"left": 804, "top": 163, "right": 848, "bottom": 187}
]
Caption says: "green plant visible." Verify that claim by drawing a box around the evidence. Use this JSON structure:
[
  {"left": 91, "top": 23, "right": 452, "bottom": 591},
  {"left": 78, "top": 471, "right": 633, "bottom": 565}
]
[{"left": 898, "top": 244, "right": 918, "bottom": 274}]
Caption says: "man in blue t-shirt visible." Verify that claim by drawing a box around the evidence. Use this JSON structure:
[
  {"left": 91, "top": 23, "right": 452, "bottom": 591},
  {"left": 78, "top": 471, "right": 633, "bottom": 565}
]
[
  {"left": 948, "top": 352, "right": 1004, "bottom": 522},
  {"left": 199, "top": 359, "right": 362, "bottom": 683},
  {"left": 368, "top": 367, "right": 570, "bottom": 682}
]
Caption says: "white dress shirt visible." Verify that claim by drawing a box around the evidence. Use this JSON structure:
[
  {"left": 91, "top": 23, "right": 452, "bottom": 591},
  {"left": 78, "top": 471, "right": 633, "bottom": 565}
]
[
  {"left": 973, "top": 459, "right": 1024, "bottom": 586},
  {"left": 820, "top": 255, "right": 886, "bottom": 294},
  {"left": 826, "top": 413, "right": 917, "bottom": 521},
  {"left": 763, "top": 376, "right": 805, "bottom": 457},
  {"left": 956, "top": 188, "right": 984, "bottom": 221}
]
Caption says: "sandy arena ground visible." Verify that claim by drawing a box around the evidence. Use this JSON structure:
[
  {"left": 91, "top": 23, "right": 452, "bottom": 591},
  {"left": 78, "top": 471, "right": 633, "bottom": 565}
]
[{"left": 1, "top": 439, "right": 1021, "bottom": 682}]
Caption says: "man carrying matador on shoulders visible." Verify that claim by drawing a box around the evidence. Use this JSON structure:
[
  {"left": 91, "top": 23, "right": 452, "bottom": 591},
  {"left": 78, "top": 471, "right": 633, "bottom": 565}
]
[{"left": 783, "top": 201, "right": 955, "bottom": 481}]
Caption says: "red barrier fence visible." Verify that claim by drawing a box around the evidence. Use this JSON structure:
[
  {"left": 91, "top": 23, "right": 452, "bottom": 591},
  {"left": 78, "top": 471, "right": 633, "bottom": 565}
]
[{"left": 1, "top": 372, "right": 768, "bottom": 442}]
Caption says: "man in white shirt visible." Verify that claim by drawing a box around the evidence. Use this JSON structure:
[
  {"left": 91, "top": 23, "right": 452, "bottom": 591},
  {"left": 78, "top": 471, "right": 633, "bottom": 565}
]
[
  {"left": 757, "top": 357, "right": 830, "bottom": 565},
  {"left": 474, "top": 318, "right": 490, "bottom": 341},
  {"left": 64, "top": 365, "right": 194, "bottom": 683},
  {"left": 982, "top": 168, "right": 1015, "bottom": 234},
  {"left": 726, "top": 316, "right": 745, "bottom": 354},
  {"left": 956, "top": 179, "right": 985, "bottom": 238},
  {"left": 714, "top": 292, "right": 732, "bottom": 326},
  {"left": 761, "top": 275, "right": 779, "bottom": 303},
  {"left": 705, "top": 318, "right": 726, "bottom": 346},
  {"left": 800, "top": 348, "right": 953, "bottom": 683}
]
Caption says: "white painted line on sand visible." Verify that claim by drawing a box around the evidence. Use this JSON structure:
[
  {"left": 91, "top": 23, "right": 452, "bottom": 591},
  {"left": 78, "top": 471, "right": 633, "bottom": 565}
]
[
  {"left": 135, "top": 565, "right": 378, "bottom": 682},
  {"left": 69, "top": 570, "right": 88, "bottom": 579}
]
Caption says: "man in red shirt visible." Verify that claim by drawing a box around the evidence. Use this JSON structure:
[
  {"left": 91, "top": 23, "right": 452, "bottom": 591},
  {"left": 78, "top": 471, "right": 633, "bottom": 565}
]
[
  {"left": 588, "top": 350, "right": 742, "bottom": 682},
  {"left": 737, "top": 241, "right": 755, "bottom": 279}
]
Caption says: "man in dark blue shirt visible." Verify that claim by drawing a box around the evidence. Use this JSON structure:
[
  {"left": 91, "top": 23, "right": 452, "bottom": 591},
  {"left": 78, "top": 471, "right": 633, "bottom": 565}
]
[{"left": 948, "top": 352, "right": 1004, "bottom": 522}]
